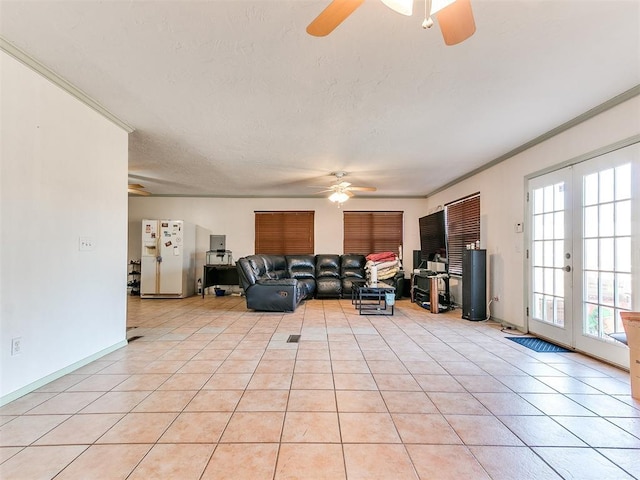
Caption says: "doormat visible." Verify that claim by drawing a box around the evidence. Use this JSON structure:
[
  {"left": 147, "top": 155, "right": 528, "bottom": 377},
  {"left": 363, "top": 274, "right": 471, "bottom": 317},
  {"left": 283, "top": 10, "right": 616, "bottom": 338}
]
[{"left": 506, "top": 336, "right": 572, "bottom": 353}]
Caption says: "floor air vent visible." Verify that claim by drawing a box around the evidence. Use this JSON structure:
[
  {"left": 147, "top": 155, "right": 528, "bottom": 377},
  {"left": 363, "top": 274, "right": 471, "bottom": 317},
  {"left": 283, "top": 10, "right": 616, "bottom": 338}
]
[{"left": 287, "top": 335, "right": 301, "bottom": 343}]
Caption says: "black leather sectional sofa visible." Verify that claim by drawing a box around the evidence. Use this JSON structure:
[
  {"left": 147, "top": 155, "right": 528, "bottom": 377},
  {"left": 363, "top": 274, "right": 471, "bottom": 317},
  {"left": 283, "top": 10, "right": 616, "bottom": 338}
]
[{"left": 236, "top": 254, "right": 403, "bottom": 312}]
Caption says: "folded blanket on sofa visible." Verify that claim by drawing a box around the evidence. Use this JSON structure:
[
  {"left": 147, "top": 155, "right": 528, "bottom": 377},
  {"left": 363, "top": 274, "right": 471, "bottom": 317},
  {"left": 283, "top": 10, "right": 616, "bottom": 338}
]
[
  {"left": 366, "top": 259, "right": 399, "bottom": 271},
  {"left": 366, "top": 251, "right": 397, "bottom": 263},
  {"left": 377, "top": 265, "right": 398, "bottom": 276},
  {"left": 366, "top": 262, "right": 399, "bottom": 284},
  {"left": 377, "top": 267, "right": 400, "bottom": 280}
]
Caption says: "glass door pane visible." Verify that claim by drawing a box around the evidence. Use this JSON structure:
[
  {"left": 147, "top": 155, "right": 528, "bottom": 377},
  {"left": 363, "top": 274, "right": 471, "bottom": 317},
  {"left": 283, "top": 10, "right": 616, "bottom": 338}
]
[
  {"left": 572, "top": 149, "right": 637, "bottom": 367},
  {"left": 580, "top": 166, "right": 632, "bottom": 338},
  {"left": 528, "top": 167, "right": 573, "bottom": 347}
]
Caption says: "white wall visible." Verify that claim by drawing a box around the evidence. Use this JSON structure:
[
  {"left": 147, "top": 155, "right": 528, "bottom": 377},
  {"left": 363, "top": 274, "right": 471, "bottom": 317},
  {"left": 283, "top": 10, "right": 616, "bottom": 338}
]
[
  {"left": 0, "top": 51, "right": 129, "bottom": 402},
  {"left": 128, "top": 197, "right": 428, "bottom": 275},
  {"left": 425, "top": 95, "right": 640, "bottom": 328}
]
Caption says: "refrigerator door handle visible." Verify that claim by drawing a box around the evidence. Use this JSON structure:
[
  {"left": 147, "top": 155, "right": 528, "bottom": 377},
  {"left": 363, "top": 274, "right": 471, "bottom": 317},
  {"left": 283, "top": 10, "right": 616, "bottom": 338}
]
[{"left": 156, "top": 255, "right": 163, "bottom": 263}]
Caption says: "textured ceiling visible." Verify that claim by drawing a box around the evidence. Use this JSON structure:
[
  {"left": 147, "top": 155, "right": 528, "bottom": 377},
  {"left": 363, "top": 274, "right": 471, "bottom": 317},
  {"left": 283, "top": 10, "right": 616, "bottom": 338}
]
[{"left": 1, "top": 0, "right": 639, "bottom": 197}]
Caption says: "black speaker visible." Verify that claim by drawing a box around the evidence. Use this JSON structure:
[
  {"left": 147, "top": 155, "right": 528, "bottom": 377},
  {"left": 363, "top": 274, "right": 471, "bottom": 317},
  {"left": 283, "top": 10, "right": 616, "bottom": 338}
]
[
  {"left": 413, "top": 250, "right": 423, "bottom": 271},
  {"left": 462, "top": 249, "right": 486, "bottom": 321}
]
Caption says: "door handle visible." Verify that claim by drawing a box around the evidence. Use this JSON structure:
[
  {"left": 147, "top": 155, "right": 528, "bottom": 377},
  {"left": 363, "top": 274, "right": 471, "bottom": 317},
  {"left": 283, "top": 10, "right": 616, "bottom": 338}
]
[
  {"left": 564, "top": 265, "right": 571, "bottom": 272},
  {"left": 156, "top": 255, "right": 163, "bottom": 263}
]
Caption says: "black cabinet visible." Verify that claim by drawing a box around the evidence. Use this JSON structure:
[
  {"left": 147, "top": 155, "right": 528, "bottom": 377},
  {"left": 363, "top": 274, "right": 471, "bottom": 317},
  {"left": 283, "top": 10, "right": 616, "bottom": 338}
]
[
  {"left": 202, "top": 264, "right": 240, "bottom": 298},
  {"left": 462, "top": 249, "right": 486, "bottom": 321}
]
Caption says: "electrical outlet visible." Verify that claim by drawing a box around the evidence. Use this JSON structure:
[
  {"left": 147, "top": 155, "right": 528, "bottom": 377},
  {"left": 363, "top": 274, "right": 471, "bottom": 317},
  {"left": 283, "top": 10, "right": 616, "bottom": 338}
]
[
  {"left": 493, "top": 296, "right": 500, "bottom": 302},
  {"left": 79, "top": 236, "right": 94, "bottom": 251},
  {"left": 11, "top": 337, "right": 22, "bottom": 356}
]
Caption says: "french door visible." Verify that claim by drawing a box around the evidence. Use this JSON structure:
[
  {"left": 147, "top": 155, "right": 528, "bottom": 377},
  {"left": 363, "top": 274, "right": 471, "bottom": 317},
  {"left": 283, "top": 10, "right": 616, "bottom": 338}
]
[{"left": 527, "top": 144, "right": 638, "bottom": 367}]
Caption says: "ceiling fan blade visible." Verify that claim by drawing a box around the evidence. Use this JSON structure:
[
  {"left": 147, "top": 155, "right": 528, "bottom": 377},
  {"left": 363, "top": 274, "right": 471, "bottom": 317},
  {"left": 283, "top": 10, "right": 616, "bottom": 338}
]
[
  {"left": 128, "top": 187, "right": 151, "bottom": 196},
  {"left": 128, "top": 184, "right": 151, "bottom": 196},
  {"left": 306, "top": 0, "right": 365, "bottom": 37},
  {"left": 348, "top": 186, "right": 377, "bottom": 192},
  {"left": 337, "top": 181, "right": 351, "bottom": 188},
  {"left": 436, "top": 0, "right": 476, "bottom": 46}
]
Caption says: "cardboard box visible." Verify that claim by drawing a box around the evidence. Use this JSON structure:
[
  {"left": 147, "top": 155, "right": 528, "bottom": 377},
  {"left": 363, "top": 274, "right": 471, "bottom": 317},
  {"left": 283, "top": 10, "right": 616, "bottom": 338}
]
[
  {"left": 630, "top": 349, "right": 640, "bottom": 400},
  {"left": 621, "top": 312, "right": 640, "bottom": 400}
]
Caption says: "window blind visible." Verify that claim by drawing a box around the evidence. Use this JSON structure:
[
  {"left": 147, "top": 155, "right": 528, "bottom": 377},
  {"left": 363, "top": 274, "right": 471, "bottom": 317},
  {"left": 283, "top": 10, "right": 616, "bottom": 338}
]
[
  {"left": 255, "top": 211, "right": 314, "bottom": 255},
  {"left": 343, "top": 211, "right": 403, "bottom": 256},
  {"left": 446, "top": 194, "right": 480, "bottom": 276}
]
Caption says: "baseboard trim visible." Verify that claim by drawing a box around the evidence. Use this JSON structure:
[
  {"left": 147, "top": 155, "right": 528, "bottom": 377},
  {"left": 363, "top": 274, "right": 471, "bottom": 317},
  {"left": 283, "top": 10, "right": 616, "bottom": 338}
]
[{"left": 0, "top": 340, "right": 128, "bottom": 407}]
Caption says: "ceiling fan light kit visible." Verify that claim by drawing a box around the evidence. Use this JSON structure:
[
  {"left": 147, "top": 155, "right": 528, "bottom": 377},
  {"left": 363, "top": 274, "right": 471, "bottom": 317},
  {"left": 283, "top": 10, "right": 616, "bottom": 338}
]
[
  {"left": 329, "top": 191, "right": 351, "bottom": 204},
  {"left": 380, "top": 0, "right": 414, "bottom": 16},
  {"left": 430, "top": 0, "right": 457, "bottom": 16},
  {"left": 307, "top": 0, "right": 475, "bottom": 45},
  {"left": 323, "top": 172, "right": 376, "bottom": 206}
]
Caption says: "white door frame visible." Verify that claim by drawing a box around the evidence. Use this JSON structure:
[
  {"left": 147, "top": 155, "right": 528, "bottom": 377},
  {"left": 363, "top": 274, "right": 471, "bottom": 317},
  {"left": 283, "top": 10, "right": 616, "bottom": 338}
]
[{"left": 524, "top": 138, "right": 640, "bottom": 367}]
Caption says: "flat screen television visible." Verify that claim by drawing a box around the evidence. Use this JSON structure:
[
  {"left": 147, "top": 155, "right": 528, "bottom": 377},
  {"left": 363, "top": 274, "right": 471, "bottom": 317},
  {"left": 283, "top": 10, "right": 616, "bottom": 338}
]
[{"left": 419, "top": 211, "right": 447, "bottom": 265}]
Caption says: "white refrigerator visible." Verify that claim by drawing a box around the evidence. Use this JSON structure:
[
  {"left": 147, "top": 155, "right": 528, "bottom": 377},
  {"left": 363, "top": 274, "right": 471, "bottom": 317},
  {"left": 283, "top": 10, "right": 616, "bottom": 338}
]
[{"left": 140, "top": 219, "right": 196, "bottom": 298}]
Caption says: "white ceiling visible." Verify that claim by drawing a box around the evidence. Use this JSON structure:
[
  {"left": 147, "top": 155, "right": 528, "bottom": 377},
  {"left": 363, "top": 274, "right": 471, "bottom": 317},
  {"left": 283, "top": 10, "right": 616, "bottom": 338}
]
[{"left": 1, "top": 0, "right": 639, "bottom": 198}]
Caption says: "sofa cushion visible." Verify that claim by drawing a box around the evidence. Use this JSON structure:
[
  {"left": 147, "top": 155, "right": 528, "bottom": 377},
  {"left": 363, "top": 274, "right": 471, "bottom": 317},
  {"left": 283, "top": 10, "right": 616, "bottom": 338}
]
[
  {"left": 315, "top": 254, "right": 341, "bottom": 298},
  {"left": 247, "top": 255, "right": 267, "bottom": 278},
  {"left": 286, "top": 255, "right": 316, "bottom": 299},
  {"left": 340, "top": 254, "right": 366, "bottom": 294},
  {"left": 262, "top": 255, "right": 287, "bottom": 279},
  {"left": 315, "top": 254, "right": 340, "bottom": 278}
]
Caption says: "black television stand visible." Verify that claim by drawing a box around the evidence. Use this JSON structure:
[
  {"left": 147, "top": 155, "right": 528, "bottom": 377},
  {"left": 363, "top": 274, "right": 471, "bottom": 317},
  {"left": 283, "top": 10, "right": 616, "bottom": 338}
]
[{"left": 411, "top": 273, "right": 452, "bottom": 314}]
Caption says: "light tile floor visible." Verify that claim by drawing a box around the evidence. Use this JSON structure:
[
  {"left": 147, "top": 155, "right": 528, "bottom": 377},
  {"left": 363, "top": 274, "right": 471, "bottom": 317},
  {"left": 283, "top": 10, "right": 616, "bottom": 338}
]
[{"left": 1, "top": 295, "right": 639, "bottom": 479}]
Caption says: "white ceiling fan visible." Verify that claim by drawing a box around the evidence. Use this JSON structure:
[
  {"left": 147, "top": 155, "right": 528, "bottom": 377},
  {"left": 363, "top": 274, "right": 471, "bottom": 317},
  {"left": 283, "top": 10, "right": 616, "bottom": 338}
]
[
  {"left": 307, "top": 0, "right": 476, "bottom": 46},
  {"left": 318, "top": 172, "right": 377, "bottom": 204}
]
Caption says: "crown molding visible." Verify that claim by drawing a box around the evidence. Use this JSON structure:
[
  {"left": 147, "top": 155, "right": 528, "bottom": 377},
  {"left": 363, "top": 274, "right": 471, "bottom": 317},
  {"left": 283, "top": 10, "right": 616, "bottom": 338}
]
[
  {"left": 427, "top": 84, "right": 640, "bottom": 197},
  {"left": 0, "top": 36, "right": 134, "bottom": 133}
]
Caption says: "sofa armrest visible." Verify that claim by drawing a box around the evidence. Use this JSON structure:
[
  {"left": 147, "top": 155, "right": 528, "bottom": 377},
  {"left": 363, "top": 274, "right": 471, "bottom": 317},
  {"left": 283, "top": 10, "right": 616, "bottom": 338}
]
[
  {"left": 246, "top": 279, "right": 300, "bottom": 312},
  {"left": 378, "top": 271, "right": 405, "bottom": 299}
]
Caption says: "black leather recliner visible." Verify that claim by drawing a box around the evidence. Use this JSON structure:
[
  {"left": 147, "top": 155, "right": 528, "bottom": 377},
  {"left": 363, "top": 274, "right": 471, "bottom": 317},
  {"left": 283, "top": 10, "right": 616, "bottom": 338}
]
[
  {"left": 286, "top": 255, "right": 316, "bottom": 300},
  {"left": 340, "top": 254, "right": 367, "bottom": 295},
  {"left": 236, "top": 254, "right": 404, "bottom": 312},
  {"left": 315, "top": 254, "right": 342, "bottom": 298},
  {"left": 236, "top": 255, "right": 304, "bottom": 312}
]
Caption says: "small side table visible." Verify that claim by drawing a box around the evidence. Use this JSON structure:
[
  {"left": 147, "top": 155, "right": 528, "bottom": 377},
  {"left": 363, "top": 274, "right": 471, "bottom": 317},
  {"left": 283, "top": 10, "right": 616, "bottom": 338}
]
[
  {"left": 351, "top": 279, "right": 368, "bottom": 304},
  {"left": 354, "top": 284, "right": 395, "bottom": 316}
]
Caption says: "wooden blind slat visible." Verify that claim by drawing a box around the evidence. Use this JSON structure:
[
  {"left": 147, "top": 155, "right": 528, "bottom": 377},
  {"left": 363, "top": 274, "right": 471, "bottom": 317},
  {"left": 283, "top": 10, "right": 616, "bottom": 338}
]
[
  {"left": 343, "top": 211, "right": 403, "bottom": 256},
  {"left": 446, "top": 195, "right": 480, "bottom": 275},
  {"left": 255, "top": 211, "right": 314, "bottom": 254}
]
